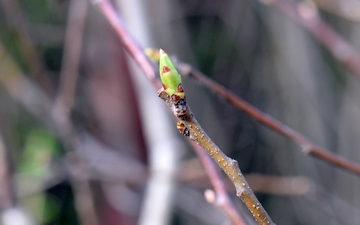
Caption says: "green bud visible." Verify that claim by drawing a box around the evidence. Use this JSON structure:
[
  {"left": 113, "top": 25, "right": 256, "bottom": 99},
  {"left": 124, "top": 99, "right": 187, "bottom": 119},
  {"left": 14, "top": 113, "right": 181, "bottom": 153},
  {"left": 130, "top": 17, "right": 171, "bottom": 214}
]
[{"left": 159, "top": 49, "right": 185, "bottom": 100}]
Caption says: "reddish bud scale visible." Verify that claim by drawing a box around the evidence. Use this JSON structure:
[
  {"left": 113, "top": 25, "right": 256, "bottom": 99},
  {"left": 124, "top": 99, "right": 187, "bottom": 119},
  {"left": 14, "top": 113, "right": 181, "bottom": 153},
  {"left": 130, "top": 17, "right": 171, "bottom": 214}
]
[
  {"left": 177, "top": 84, "right": 184, "bottom": 93},
  {"left": 176, "top": 121, "right": 190, "bottom": 136},
  {"left": 171, "top": 94, "right": 181, "bottom": 104},
  {"left": 162, "top": 66, "right": 171, "bottom": 74}
]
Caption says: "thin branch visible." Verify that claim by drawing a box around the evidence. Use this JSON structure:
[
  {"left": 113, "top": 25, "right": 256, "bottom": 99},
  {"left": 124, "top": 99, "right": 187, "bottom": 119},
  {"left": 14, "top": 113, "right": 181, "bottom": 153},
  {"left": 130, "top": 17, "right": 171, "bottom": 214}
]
[
  {"left": 263, "top": 0, "right": 360, "bottom": 81},
  {"left": 173, "top": 61, "right": 360, "bottom": 176},
  {"left": 114, "top": 2, "right": 181, "bottom": 223},
  {"left": 51, "top": 2, "right": 101, "bottom": 224},
  {"left": 93, "top": 0, "right": 156, "bottom": 82},
  {"left": 0, "top": 41, "right": 100, "bottom": 225},
  {"left": 158, "top": 88, "right": 274, "bottom": 225},
  {"left": 313, "top": 0, "right": 360, "bottom": 23},
  {"left": 0, "top": 0, "right": 55, "bottom": 96},
  {"left": 0, "top": 132, "right": 14, "bottom": 211},
  {"left": 179, "top": 161, "right": 310, "bottom": 196},
  {"left": 54, "top": 0, "right": 88, "bottom": 115},
  {"left": 90, "top": 1, "right": 360, "bottom": 223},
  {"left": 188, "top": 141, "right": 248, "bottom": 225},
  {"left": 91, "top": 1, "right": 253, "bottom": 224}
]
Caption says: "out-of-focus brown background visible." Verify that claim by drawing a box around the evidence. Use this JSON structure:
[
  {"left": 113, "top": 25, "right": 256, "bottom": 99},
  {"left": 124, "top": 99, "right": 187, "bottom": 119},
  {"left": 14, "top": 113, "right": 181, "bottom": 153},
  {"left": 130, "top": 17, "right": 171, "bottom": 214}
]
[{"left": 0, "top": 0, "right": 360, "bottom": 224}]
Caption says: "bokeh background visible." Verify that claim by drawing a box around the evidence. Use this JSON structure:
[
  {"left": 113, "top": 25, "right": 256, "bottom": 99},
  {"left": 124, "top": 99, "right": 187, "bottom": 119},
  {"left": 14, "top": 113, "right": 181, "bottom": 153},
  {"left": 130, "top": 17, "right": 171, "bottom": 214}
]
[{"left": 1, "top": 0, "right": 360, "bottom": 224}]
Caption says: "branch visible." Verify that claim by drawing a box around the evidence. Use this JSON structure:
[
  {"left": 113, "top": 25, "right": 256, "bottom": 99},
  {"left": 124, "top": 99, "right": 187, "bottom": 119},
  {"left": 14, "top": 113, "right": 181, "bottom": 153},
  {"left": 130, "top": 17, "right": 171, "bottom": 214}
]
[
  {"left": 91, "top": 1, "right": 360, "bottom": 223},
  {"left": 263, "top": 0, "right": 360, "bottom": 81},
  {"left": 0, "top": 132, "right": 14, "bottom": 211},
  {"left": 174, "top": 59, "right": 360, "bottom": 176},
  {"left": 188, "top": 142, "right": 248, "bottom": 225},
  {"left": 54, "top": 0, "right": 88, "bottom": 115},
  {"left": 313, "top": 0, "right": 360, "bottom": 23},
  {"left": 157, "top": 77, "right": 274, "bottom": 224},
  {"left": 0, "top": 0, "right": 55, "bottom": 96},
  {"left": 91, "top": 1, "right": 253, "bottom": 224},
  {"left": 93, "top": 0, "right": 156, "bottom": 82},
  {"left": 0, "top": 41, "right": 100, "bottom": 225}
]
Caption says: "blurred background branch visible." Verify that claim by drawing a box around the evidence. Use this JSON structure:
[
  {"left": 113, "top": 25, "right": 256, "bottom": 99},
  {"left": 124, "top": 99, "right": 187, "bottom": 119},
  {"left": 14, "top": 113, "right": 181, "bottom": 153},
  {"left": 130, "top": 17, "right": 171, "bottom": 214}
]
[
  {"left": 174, "top": 57, "right": 360, "bottom": 175},
  {"left": 0, "top": 0, "right": 55, "bottom": 96},
  {"left": 264, "top": 0, "right": 360, "bottom": 81},
  {"left": 312, "top": 0, "right": 360, "bottom": 23}
]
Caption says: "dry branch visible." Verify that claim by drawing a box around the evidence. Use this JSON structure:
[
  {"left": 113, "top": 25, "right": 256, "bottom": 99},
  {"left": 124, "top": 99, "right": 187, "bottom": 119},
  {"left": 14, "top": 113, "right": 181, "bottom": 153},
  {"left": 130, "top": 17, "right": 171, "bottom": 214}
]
[
  {"left": 188, "top": 142, "right": 248, "bottom": 225},
  {"left": 92, "top": 1, "right": 261, "bottom": 224},
  {"left": 157, "top": 86, "right": 274, "bottom": 225}
]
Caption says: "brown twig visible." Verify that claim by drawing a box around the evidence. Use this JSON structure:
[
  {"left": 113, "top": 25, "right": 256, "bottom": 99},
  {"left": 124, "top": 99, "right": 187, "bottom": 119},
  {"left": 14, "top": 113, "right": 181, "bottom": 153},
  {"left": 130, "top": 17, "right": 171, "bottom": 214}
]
[
  {"left": 188, "top": 141, "right": 248, "bottom": 225},
  {"left": 158, "top": 90, "right": 274, "bottom": 225},
  {"left": 174, "top": 61, "right": 360, "bottom": 176},
  {"left": 263, "top": 0, "right": 360, "bottom": 81},
  {"left": 92, "top": 1, "right": 252, "bottom": 224},
  {"left": 90, "top": 0, "right": 360, "bottom": 223},
  {"left": 54, "top": 0, "right": 88, "bottom": 115},
  {"left": 94, "top": 0, "right": 156, "bottom": 82}
]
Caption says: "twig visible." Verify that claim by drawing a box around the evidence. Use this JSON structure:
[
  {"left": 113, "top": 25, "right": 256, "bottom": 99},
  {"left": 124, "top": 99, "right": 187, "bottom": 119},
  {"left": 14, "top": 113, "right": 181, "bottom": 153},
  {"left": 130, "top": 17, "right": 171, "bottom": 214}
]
[
  {"left": 189, "top": 142, "right": 248, "bottom": 225},
  {"left": 179, "top": 161, "right": 311, "bottom": 196},
  {"left": 93, "top": 0, "right": 156, "bottom": 82},
  {"left": 0, "top": 0, "right": 55, "bottom": 96},
  {"left": 244, "top": 174, "right": 309, "bottom": 196},
  {"left": 54, "top": 0, "right": 88, "bottom": 115},
  {"left": 113, "top": 1, "right": 181, "bottom": 224},
  {"left": 263, "top": 0, "right": 360, "bottom": 81},
  {"left": 313, "top": 0, "right": 360, "bottom": 22},
  {"left": 0, "top": 131, "right": 14, "bottom": 211},
  {"left": 157, "top": 85, "right": 274, "bottom": 225},
  {"left": 0, "top": 41, "right": 100, "bottom": 225},
  {"left": 50, "top": 2, "right": 100, "bottom": 224},
  {"left": 92, "top": 1, "right": 254, "bottom": 224},
  {"left": 174, "top": 60, "right": 360, "bottom": 176},
  {"left": 157, "top": 47, "right": 273, "bottom": 224}
]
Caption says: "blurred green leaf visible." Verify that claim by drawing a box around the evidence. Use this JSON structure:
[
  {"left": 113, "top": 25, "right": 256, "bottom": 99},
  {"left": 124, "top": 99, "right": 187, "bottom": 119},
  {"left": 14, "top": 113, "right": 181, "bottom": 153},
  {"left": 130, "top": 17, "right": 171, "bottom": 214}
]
[
  {"left": 22, "top": 193, "right": 60, "bottom": 224},
  {"left": 19, "top": 128, "right": 60, "bottom": 178}
]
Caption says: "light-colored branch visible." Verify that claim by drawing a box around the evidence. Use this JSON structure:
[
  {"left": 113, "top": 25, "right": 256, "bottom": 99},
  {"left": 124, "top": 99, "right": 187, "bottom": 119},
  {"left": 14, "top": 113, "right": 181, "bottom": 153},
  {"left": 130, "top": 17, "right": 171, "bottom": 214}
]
[
  {"left": 114, "top": 1, "right": 183, "bottom": 224},
  {"left": 158, "top": 90, "right": 274, "bottom": 225}
]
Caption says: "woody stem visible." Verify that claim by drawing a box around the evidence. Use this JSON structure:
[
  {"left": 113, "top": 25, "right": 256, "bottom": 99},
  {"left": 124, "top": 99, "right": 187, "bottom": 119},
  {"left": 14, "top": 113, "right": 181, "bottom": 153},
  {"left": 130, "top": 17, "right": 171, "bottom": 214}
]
[{"left": 158, "top": 90, "right": 274, "bottom": 225}]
